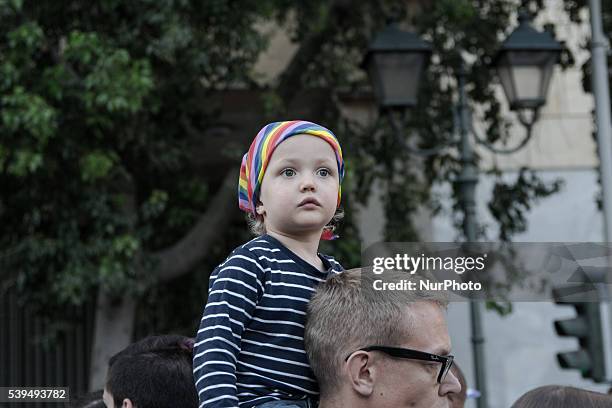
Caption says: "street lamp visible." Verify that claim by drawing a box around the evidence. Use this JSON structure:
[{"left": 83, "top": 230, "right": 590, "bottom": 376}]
[
  {"left": 362, "top": 23, "right": 432, "bottom": 108},
  {"left": 493, "top": 11, "right": 562, "bottom": 123},
  {"left": 364, "top": 11, "right": 562, "bottom": 408}
]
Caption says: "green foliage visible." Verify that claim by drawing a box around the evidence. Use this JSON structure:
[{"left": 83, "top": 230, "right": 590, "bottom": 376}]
[
  {"left": 488, "top": 168, "right": 564, "bottom": 241},
  {"left": 80, "top": 151, "right": 117, "bottom": 182},
  {"left": 0, "top": 0, "right": 279, "bottom": 318},
  {"left": 0, "top": 0, "right": 582, "bottom": 332}
]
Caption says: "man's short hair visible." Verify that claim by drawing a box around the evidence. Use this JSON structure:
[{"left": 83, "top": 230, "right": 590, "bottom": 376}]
[
  {"left": 511, "top": 385, "right": 612, "bottom": 408},
  {"left": 106, "top": 334, "right": 198, "bottom": 408},
  {"left": 304, "top": 268, "right": 447, "bottom": 396}
]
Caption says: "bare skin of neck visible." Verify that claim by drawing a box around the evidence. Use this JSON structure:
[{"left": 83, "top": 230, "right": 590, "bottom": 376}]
[
  {"left": 317, "top": 393, "right": 351, "bottom": 408},
  {"left": 266, "top": 228, "right": 325, "bottom": 271}
]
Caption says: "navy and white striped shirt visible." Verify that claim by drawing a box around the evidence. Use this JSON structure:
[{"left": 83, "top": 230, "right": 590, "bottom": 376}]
[{"left": 193, "top": 234, "right": 343, "bottom": 408}]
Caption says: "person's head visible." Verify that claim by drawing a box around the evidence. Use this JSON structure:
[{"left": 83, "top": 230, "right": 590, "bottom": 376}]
[
  {"left": 511, "top": 385, "right": 612, "bottom": 408},
  {"left": 305, "top": 268, "right": 461, "bottom": 408},
  {"left": 447, "top": 363, "right": 467, "bottom": 408},
  {"left": 103, "top": 335, "right": 197, "bottom": 408},
  {"left": 238, "top": 120, "right": 345, "bottom": 240}
]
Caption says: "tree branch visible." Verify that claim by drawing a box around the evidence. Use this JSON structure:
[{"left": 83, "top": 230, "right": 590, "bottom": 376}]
[
  {"left": 151, "top": 169, "right": 238, "bottom": 283},
  {"left": 148, "top": 2, "right": 354, "bottom": 283},
  {"left": 275, "top": 0, "right": 352, "bottom": 104}
]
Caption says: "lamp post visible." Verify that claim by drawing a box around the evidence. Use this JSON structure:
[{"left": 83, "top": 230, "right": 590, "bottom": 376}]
[{"left": 364, "top": 12, "right": 562, "bottom": 408}]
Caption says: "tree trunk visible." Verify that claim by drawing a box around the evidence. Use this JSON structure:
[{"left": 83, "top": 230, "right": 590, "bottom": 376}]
[
  {"left": 88, "top": 289, "right": 137, "bottom": 390},
  {"left": 153, "top": 170, "right": 238, "bottom": 283},
  {"left": 88, "top": 170, "right": 237, "bottom": 389}
]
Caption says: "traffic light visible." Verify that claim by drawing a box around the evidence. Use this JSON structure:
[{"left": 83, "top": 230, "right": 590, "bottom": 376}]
[{"left": 552, "top": 284, "right": 606, "bottom": 382}]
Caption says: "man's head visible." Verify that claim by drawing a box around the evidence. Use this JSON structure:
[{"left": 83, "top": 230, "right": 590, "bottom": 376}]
[
  {"left": 305, "top": 268, "right": 461, "bottom": 408},
  {"left": 103, "top": 335, "right": 197, "bottom": 408},
  {"left": 238, "top": 120, "right": 345, "bottom": 239},
  {"left": 511, "top": 385, "right": 612, "bottom": 408}
]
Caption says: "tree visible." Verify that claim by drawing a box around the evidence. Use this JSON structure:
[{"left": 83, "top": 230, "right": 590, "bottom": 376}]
[
  {"left": 0, "top": 0, "right": 287, "bottom": 387},
  {"left": 1, "top": 0, "right": 569, "bottom": 389}
]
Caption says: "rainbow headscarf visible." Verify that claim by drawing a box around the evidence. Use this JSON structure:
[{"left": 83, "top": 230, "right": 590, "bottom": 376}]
[{"left": 238, "top": 120, "right": 344, "bottom": 235}]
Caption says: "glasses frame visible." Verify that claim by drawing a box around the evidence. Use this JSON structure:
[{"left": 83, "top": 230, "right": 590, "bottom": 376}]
[{"left": 345, "top": 345, "right": 454, "bottom": 384}]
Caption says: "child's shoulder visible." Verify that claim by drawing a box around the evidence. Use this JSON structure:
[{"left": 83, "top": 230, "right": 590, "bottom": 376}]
[
  {"left": 236, "top": 235, "right": 282, "bottom": 255},
  {"left": 222, "top": 235, "right": 282, "bottom": 263},
  {"left": 319, "top": 252, "right": 345, "bottom": 272}
]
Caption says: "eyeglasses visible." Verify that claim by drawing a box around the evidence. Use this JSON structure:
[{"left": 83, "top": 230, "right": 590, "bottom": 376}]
[{"left": 345, "top": 345, "right": 454, "bottom": 384}]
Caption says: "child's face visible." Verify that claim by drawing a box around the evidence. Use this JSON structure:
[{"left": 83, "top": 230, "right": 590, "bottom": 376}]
[{"left": 258, "top": 134, "right": 339, "bottom": 237}]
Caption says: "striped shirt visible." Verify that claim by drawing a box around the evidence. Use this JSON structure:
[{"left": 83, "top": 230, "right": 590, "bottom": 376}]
[{"left": 193, "top": 234, "right": 343, "bottom": 408}]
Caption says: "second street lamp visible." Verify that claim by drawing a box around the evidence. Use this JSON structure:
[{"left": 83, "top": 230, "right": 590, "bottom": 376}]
[
  {"left": 364, "top": 11, "right": 563, "bottom": 408},
  {"left": 493, "top": 13, "right": 562, "bottom": 134},
  {"left": 493, "top": 11, "right": 562, "bottom": 125}
]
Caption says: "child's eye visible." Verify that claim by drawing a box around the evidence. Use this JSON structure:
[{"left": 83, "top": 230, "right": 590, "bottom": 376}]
[
  {"left": 317, "top": 168, "right": 330, "bottom": 177},
  {"left": 281, "top": 168, "right": 296, "bottom": 177}
]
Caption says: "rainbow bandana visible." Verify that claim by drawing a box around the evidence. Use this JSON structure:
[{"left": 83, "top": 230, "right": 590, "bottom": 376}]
[{"left": 238, "top": 120, "right": 345, "bottom": 239}]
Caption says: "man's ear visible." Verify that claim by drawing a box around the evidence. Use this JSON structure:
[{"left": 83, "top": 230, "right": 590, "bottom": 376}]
[
  {"left": 346, "top": 351, "right": 376, "bottom": 397},
  {"left": 122, "top": 398, "right": 135, "bottom": 408}
]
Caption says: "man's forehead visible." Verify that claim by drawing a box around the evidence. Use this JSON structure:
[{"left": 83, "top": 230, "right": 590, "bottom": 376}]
[{"left": 399, "top": 302, "right": 452, "bottom": 354}]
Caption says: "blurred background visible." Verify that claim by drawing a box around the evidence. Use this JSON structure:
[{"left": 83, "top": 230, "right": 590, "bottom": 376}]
[{"left": 1, "top": 0, "right": 611, "bottom": 407}]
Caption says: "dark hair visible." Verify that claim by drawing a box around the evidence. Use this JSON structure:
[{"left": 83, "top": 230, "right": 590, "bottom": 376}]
[
  {"left": 71, "top": 390, "right": 105, "bottom": 408},
  {"left": 511, "top": 385, "right": 612, "bottom": 408},
  {"left": 106, "top": 334, "right": 198, "bottom": 408}
]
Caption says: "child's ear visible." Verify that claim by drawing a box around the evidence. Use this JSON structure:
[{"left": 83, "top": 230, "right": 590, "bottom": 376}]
[{"left": 256, "top": 201, "right": 265, "bottom": 216}]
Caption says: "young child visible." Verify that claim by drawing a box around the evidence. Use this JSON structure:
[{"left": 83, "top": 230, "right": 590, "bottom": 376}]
[{"left": 193, "top": 120, "right": 345, "bottom": 408}]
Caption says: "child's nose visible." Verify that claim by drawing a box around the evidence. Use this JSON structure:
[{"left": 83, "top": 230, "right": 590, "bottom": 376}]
[{"left": 299, "top": 175, "right": 316, "bottom": 192}]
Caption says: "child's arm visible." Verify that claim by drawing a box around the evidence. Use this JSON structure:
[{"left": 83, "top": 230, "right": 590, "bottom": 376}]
[{"left": 193, "top": 249, "right": 264, "bottom": 408}]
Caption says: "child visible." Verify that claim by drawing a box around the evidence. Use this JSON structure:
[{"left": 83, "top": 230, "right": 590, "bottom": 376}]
[{"left": 193, "top": 120, "right": 345, "bottom": 408}]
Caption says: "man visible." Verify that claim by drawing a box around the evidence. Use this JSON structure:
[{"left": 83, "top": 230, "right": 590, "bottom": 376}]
[
  {"left": 102, "top": 335, "right": 198, "bottom": 408},
  {"left": 305, "top": 268, "right": 461, "bottom": 408}
]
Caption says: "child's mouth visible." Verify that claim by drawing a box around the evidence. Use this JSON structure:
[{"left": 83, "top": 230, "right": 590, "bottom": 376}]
[{"left": 298, "top": 198, "right": 321, "bottom": 207}]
